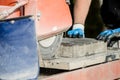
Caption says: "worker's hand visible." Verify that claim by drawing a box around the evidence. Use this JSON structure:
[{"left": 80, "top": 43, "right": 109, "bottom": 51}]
[
  {"left": 96, "top": 28, "right": 120, "bottom": 47},
  {"left": 67, "top": 24, "right": 85, "bottom": 38}
]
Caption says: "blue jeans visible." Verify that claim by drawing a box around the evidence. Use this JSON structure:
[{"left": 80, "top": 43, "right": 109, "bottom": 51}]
[{"left": 0, "top": 16, "right": 39, "bottom": 80}]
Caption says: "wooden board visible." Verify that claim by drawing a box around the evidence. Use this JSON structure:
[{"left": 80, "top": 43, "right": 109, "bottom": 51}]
[{"left": 40, "top": 48, "right": 120, "bottom": 70}]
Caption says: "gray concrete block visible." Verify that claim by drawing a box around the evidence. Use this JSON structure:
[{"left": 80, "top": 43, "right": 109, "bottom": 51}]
[{"left": 56, "top": 38, "right": 107, "bottom": 58}]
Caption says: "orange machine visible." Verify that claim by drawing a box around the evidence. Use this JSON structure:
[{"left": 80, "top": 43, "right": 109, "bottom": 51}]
[{"left": 0, "top": 0, "right": 72, "bottom": 59}]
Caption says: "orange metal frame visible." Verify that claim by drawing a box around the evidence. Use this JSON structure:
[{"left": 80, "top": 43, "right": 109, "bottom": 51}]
[{"left": 41, "top": 60, "right": 120, "bottom": 80}]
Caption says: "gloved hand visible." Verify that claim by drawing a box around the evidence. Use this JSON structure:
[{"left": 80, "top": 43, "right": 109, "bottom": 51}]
[
  {"left": 67, "top": 24, "right": 85, "bottom": 38},
  {"left": 97, "top": 28, "right": 120, "bottom": 47}
]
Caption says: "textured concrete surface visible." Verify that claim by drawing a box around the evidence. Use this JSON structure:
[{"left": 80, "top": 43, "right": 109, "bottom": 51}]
[{"left": 56, "top": 38, "right": 107, "bottom": 58}]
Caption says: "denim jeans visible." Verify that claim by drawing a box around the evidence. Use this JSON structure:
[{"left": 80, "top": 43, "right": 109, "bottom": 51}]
[{"left": 0, "top": 16, "right": 39, "bottom": 80}]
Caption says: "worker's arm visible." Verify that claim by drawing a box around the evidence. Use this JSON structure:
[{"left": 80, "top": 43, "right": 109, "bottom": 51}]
[
  {"left": 67, "top": 0, "right": 91, "bottom": 38},
  {"left": 96, "top": 0, "right": 120, "bottom": 47},
  {"left": 74, "top": 0, "right": 91, "bottom": 25}
]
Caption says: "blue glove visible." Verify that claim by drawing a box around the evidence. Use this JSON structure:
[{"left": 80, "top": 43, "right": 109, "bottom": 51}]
[
  {"left": 97, "top": 28, "right": 120, "bottom": 47},
  {"left": 67, "top": 28, "right": 84, "bottom": 38},
  {"left": 67, "top": 24, "right": 85, "bottom": 38}
]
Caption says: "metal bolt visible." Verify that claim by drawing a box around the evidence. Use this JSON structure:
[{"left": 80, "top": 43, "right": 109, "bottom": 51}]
[{"left": 37, "top": 12, "right": 41, "bottom": 21}]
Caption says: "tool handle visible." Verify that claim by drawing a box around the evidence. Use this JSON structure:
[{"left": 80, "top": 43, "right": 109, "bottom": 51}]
[{"left": 0, "top": 0, "right": 28, "bottom": 19}]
